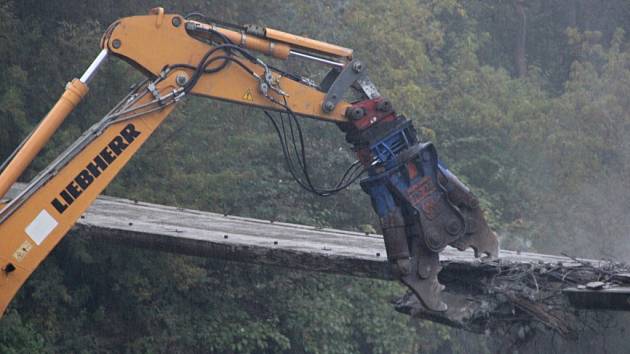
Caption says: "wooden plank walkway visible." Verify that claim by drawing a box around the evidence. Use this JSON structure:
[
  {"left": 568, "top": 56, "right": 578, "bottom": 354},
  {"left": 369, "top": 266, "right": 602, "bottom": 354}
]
[
  {"left": 5, "top": 184, "right": 627, "bottom": 334},
  {"left": 4, "top": 183, "right": 591, "bottom": 278},
  {"left": 75, "top": 192, "right": 591, "bottom": 279}
]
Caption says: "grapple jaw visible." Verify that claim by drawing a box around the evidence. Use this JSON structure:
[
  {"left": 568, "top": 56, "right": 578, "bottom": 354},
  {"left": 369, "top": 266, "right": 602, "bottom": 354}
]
[
  {"left": 449, "top": 205, "right": 499, "bottom": 258},
  {"left": 347, "top": 99, "right": 498, "bottom": 312},
  {"left": 401, "top": 236, "right": 448, "bottom": 312},
  {"left": 379, "top": 208, "right": 449, "bottom": 312},
  {"left": 439, "top": 165, "right": 500, "bottom": 259}
]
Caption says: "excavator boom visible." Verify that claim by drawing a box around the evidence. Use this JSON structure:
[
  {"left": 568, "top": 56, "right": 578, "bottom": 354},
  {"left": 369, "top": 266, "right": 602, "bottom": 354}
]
[{"left": 0, "top": 8, "right": 498, "bottom": 317}]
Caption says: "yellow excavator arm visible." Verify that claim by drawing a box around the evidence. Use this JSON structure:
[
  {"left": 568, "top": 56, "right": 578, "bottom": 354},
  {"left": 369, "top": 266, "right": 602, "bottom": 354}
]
[
  {"left": 0, "top": 7, "right": 498, "bottom": 317},
  {"left": 0, "top": 7, "right": 360, "bottom": 316}
]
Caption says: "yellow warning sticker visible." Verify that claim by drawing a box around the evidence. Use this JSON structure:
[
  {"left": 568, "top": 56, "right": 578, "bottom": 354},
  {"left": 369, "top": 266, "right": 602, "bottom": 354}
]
[
  {"left": 13, "top": 240, "right": 34, "bottom": 262},
  {"left": 242, "top": 89, "right": 254, "bottom": 101}
]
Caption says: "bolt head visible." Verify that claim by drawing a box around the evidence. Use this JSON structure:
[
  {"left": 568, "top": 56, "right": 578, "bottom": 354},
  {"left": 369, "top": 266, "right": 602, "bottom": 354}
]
[
  {"left": 175, "top": 74, "right": 189, "bottom": 87},
  {"left": 259, "top": 82, "right": 269, "bottom": 95},
  {"left": 172, "top": 16, "right": 182, "bottom": 27},
  {"left": 323, "top": 101, "right": 335, "bottom": 112},
  {"left": 352, "top": 61, "right": 364, "bottom": 73},
  {"left": 112, "top": 39, "right": 121, "bottom": 49},
  {"left": 376, "top": 99, "right": 393, "bottom": 113},
  {"left": 346, "top": 107, "right": 365, "bottom": 120}
]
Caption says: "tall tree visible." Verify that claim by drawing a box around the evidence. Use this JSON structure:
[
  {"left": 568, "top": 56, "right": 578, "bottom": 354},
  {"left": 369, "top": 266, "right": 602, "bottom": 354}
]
[{"left": 514, "top": 0, "right": 528, "bottom": 77}]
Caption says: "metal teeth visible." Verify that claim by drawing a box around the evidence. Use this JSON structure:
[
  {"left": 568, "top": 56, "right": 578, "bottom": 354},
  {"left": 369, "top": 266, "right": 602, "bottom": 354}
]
[
  {"left": 400, "top": 242, "right": 448, "bottom": 312},
  {"left": 449, "top": 207, "right": 499, "bottom": 259},
  {"left": 401, "top": 273, "right": 447, "bottom": 312},
  {"left": 450, "top": 229, "right": 499, "bottom": 259}
]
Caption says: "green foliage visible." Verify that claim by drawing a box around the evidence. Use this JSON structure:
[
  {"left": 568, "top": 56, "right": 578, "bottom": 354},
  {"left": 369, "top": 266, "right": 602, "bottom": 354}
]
[
  {"left": 0, "top": 310, "right": 45, "bottom": 353},
  {"left": 2, "top": 0, "right": 630, "bottom": 352}
]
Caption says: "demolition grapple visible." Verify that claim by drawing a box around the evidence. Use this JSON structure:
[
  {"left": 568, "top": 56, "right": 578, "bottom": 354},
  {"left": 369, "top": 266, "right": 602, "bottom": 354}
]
[{"left": 342, "top": 96, "right": 499, "bottom": 311}]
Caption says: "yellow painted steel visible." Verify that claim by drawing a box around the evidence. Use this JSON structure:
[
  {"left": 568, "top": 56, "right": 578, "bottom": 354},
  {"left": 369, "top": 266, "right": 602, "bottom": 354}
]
[
  {"left": 0, "top": 77, "right": 178, "bottom": 316},
  {"left": 264, "top": 27, "right": 353, "bottom": 59},
  {"left": 0, "top": 79, "right": 88, "bottom": 199},
  {"left": 190, "top": 22, "right": 354, "bottom": 61},
  {"left": 189, "top": 21, "right": 292, "bottom": 60},
  {"left": 103, "top": 10, "right": 351, "bottom": 122}
]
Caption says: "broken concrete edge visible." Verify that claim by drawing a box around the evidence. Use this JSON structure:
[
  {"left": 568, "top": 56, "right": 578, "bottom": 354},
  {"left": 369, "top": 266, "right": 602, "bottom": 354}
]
[{"left": 396, "top": 258, "right": 630, "bottom": 337}]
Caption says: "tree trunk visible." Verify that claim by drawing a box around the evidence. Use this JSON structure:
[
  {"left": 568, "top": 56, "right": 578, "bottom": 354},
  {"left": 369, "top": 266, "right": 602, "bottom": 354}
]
[
  {"left": 568, "top": 0, "right": 578, "bottom": 29},
  {"left": 514, "top": 0, "right": 528, "bottom": 77}
]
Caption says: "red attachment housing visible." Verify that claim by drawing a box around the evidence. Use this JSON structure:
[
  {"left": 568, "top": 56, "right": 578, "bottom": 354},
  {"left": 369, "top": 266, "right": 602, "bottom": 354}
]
[
  {"left": 349, "top": 97, "right": 396, "bottom": 130},
  {"left": 355, "top": 147, "right": 373, "bottom": 167}
]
